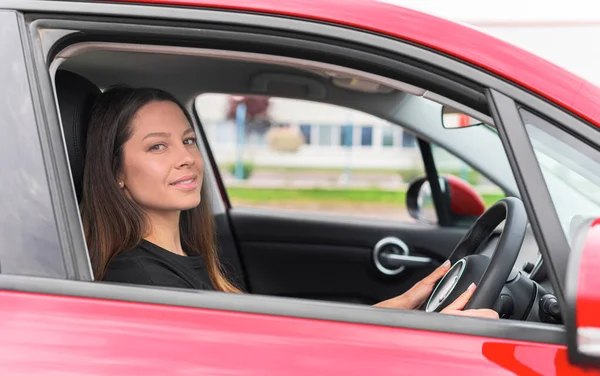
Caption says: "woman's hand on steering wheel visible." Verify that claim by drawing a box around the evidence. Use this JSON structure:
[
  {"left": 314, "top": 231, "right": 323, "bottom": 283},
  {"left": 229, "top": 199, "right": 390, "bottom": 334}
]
[
  {"left": 374, "top": 261, "right": 499, "bottom": 319},
  {"left": 374, "top": 260, "right": 452, "bottom": 310},
  {"left": 439, "top": 283, "right": 499, "bottom": 319}
]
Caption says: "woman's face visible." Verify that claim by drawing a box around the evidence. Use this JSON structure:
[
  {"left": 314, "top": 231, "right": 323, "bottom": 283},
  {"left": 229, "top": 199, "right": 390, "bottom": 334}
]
[{"left": 119, "top": 100, "right": 203, "bottom": 214}]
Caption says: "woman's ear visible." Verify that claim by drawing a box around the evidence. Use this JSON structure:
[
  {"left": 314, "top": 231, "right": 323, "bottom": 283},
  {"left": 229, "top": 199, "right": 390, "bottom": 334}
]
[{"left": 117, "top": 172, "right": 125, "bottom": 189}]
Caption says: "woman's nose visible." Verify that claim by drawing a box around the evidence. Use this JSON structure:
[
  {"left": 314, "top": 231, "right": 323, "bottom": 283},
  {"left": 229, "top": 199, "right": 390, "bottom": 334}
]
[{"left": 175, "top": 145, "right": 196, "bottom": 168}]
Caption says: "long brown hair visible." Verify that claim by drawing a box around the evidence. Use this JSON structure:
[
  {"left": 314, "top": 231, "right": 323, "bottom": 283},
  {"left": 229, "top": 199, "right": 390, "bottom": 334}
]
[{"left": 80, "top": 86, "right": 240, "bottom": 293}]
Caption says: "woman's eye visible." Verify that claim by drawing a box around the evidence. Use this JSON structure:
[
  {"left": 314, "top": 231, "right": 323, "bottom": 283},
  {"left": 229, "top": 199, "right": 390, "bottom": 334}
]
[
  {"left": 184, "top": 137, "right": 197, "bottom": 146},
  {"left": 148, "top": 143, "right": 166, "bottom": 151}
]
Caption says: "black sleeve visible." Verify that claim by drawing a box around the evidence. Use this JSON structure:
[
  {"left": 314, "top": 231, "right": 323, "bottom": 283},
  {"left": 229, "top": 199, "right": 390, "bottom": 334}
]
[{"left": 103, "top": 256, "right": 192, "bottom": 289}]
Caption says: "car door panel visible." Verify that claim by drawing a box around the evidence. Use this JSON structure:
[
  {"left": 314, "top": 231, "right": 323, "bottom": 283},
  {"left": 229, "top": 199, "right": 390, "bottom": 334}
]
[
  {"left": 0, "top": 288, "right": 582, "bottom": 376},
  {"left": 228, "top": 207, "right": 468, "bottom": 304}
]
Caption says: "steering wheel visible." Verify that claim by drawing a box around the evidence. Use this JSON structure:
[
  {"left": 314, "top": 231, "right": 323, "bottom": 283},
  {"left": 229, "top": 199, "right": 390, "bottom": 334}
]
[{"left": 425, "top": 197, "right": 528, "bottom": 312}]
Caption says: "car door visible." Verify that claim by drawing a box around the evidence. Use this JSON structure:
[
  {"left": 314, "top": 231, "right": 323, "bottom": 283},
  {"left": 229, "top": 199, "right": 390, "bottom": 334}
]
[{"left": 196, "top": 94, "right": 499, "bottom": 305}]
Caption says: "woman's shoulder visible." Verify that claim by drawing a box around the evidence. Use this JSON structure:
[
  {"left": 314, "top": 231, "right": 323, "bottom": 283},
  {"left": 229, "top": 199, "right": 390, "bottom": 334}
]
[
  {"left": 102, "top": 241, "right": 196, "bottom": 289},
  {"left": 103, "top": 245, "right": 157, "bottom": 285}
]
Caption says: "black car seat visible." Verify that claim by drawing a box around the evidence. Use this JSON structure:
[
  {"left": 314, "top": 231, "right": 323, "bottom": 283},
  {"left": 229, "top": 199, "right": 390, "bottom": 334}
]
[{"left": 54, "top": 69, "right": 102, "bottom": 202}]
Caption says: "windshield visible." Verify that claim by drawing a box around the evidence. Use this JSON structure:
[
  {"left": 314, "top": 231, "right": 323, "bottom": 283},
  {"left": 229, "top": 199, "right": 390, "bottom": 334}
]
[{"left": 520, "top": 109, "right": 600, "bottom": 242}]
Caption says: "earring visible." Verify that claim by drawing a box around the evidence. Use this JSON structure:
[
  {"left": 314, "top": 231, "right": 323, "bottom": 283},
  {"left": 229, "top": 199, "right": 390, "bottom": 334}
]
[{"left": 119, "top": 181, "right": 124, "bottom": 188}]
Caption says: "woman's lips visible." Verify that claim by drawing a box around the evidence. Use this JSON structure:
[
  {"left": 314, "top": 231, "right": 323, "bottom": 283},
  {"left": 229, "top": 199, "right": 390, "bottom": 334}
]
[{"left": 170, "top": 175, "right": 198, "bottom": 191}]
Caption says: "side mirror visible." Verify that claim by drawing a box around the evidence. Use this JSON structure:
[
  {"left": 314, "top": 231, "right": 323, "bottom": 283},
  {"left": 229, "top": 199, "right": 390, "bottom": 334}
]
[
  {"left": 406, "top": 175, "right": 486, "bottom": 226},
  {"left": 566, "top": 217, "right": 600, "bottom": 366},
  {"left": 442, "top": 105, "right": 484, "bottom": 129}
]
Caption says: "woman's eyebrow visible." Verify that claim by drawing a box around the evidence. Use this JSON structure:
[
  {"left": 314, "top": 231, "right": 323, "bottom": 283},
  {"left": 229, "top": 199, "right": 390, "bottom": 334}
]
[
  {"left": 142, "top": 132, "right": 170, "bottom": 141},
  {"left": 182, "top": 128, "right": 195, "bottom": 136}
]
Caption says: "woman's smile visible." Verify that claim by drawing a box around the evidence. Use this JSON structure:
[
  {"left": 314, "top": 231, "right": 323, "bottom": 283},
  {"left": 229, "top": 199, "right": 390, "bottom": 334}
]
[{"left": 169, "top": 174, "right": 198, "bottom": 191}]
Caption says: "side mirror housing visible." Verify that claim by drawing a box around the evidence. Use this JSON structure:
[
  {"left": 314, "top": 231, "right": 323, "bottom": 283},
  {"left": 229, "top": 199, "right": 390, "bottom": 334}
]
[
  {"left": 567, "top": 217, "right": 600, "bottom": 366},
  {"left": 406, "top": 175, "right": 486, "bottom": 226}
]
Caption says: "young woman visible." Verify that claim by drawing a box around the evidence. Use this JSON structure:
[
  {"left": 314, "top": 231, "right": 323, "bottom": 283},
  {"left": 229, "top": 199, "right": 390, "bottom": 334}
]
[{"left": 80, "top": 86, "right": 498, "bottom": 319}]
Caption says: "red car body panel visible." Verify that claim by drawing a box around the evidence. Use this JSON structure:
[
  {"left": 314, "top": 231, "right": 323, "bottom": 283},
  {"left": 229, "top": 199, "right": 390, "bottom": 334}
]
[
  {"left": 0, "top": 290, "right": 596, "bottom": 375},
  {"left": 113, "top": 0, "right": 600, "bottom": 128},
  {"left": 445, "top": 175, "right": 486, "bottom": 217}
]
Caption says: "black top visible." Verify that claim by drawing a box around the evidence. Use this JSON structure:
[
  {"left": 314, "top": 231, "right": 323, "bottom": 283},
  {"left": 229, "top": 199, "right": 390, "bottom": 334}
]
[{"left": 103, "top": 239, "right": 214, "bottom": 290}]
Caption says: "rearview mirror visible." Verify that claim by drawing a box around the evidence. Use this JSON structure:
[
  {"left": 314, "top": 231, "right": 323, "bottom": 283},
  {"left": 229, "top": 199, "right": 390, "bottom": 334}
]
[{"left": 442, "top": 105, "right": 484, "bottom": 129}]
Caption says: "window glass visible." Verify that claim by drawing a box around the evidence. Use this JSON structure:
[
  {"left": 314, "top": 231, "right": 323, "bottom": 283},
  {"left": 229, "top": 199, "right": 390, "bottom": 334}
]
[
  {"left": 360, "top": 126, "right": 373, "bottom": 146},
  {"left": 431, "top": 144, "right": 506, "bottom": 209},
  {"left": 299, "top": 124, "right": 312, "bottom": 145},
  {"left": 382, "top": 127, "right": 395, "bottom": 147},
  {"left": 402, "top": 131, "right": 417, "bottom": 148},
  {"left": 196, "top": 94, "right": 427, "bottom": 221},
  {"left": 520, "top": 109, "right": 600, "bottom": 243},
  {"left": 318, "top": 125, "right": 334, "bottom": 146},
  {"left": 0, "top": 12, "right": 66, "bottom": 278},
  {"left": 340, "top": 125, "right": 353, "bottom": 147}
]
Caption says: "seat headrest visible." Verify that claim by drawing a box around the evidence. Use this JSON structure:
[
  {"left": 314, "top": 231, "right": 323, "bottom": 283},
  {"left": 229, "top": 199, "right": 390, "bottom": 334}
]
[{"left": 55, "top": 70, "right": 101, "bottom": 202}]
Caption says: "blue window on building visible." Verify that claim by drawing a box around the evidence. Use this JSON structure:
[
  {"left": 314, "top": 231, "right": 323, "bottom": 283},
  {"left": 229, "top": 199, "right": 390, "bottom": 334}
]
[
  {"left": 382, "top": 127, "right": 394, "bottom": 147},
  {"left": 402, "top": 131, "right": 417, "bottom": 148},
  {"left": 299, "top": 124, "right": 312, "bottom": 144},
  {"left": 318, "top": 125, "right": 333, "bottom": 146},
  {"left": 340, "top": 125, "right": 353, "bottom": 147},
  {"left": 361, "top": 126, "right": 373, "bottom": 146}
]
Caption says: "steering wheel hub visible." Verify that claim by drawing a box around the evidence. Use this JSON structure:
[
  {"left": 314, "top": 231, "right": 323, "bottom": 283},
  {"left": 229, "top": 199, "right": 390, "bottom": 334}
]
[{"left": 426, "top": 259, "right": 466, "bottom": 312}]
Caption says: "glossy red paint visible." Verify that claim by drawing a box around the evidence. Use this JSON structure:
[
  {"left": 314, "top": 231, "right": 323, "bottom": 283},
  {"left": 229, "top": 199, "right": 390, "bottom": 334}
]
[
  {"left": 109, "top": 0, "right": 600, "bottom": 128},
  {"left": 576, "top": 219, "right": 600, "bottom": 328},
  {"left": 0, "top": 289, "right": 594, "bottom": 375},
  {"left": 446, "top": 175, "right": 486, "bottom": 217}
]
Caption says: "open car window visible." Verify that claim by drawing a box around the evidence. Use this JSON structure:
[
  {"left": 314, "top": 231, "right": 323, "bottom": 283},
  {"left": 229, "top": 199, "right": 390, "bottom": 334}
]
[
  {"left": 196, "top": 93, "right": 428, "bottom": 222},
  {"left": 195, "top": 93, "right": 507, "bottom": 225}
]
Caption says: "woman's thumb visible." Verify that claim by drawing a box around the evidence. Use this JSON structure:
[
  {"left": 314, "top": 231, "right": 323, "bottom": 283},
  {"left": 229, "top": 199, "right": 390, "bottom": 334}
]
[{"left": 443, "top": 283, "right": 476, "bottom": 311}]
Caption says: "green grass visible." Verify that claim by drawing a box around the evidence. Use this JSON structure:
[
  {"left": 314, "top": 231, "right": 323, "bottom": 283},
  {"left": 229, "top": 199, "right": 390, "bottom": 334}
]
[
  {"left": 248, "top": 166, "right": 404, "bottom": 174},
  {"left": 224, "top": 165, "right": 486, "bottom": 186},
  {"left": 227, "top": 187, "right": 504, "bottom": 208}
]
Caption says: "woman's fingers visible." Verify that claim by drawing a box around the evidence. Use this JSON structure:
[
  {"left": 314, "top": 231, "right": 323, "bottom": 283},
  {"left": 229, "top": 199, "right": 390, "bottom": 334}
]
[
  {"left": 452, "top": 309, "right": 500, "bottom": 319},
  {"left": 440, "top": 284, "right": 500, "bottom": 319},
  {"left": 404, "top": 260, "right": 452, "bottom": 308},
  {"left": 442, "top": 282, "right": 476, "bottom": 312},
  {"left": 373, "top": 260, "right": 452, "bottom": 310},
  {"left": 420, "top": 260, "right": 451, "bottom": 287}
]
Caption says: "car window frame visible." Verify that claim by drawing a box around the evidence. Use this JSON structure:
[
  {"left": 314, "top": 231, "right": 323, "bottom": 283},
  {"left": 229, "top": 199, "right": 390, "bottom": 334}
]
[
  {"left": 0, "top": 9, "right": 85, "bottom": 280},
  {"left": 11, "top": 0, "right": 596, "bottom": 343}
]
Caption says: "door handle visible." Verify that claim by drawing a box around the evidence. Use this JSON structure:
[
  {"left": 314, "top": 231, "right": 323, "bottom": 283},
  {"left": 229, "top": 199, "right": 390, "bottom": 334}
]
[
  {"left": 380, "top": 254, "right": 433, "bottom": 268},
  {"left": 373, "top": 237, "right": 434, "bottom": 275}
]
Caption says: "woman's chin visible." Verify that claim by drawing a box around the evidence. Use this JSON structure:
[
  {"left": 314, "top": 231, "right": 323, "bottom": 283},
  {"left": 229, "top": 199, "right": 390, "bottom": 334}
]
[{"left": 178, "top": 197, "right": 201, "bottom": 210}]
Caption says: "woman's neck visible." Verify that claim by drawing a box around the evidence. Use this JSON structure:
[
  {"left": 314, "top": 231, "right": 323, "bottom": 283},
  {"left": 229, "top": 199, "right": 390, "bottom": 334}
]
[{"left": 143, "top": 210, "right": 186, "bottom": 256}]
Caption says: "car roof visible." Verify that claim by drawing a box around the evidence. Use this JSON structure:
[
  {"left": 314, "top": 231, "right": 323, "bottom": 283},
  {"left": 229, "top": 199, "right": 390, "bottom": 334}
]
[{"left": 109, "top": 0, "right": 600, "bottom": 128}]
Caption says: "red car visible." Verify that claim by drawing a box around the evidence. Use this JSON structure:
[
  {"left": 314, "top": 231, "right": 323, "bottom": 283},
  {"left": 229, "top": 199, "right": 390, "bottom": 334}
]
[{"left": 1, "top": 0, "right": 600, "bottom": 374}]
